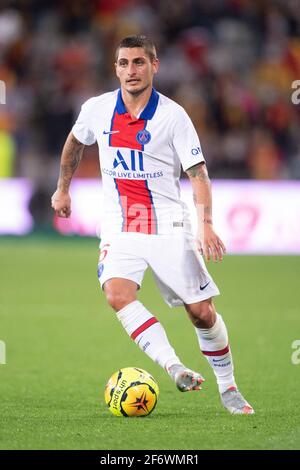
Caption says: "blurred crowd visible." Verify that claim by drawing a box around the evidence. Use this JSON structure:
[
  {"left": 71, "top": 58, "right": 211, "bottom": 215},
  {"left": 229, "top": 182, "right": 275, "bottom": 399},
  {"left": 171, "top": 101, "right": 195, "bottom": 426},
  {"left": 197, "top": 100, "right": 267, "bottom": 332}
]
[{"left": 1, "top": 0, "right": 300, "bottom": 185}]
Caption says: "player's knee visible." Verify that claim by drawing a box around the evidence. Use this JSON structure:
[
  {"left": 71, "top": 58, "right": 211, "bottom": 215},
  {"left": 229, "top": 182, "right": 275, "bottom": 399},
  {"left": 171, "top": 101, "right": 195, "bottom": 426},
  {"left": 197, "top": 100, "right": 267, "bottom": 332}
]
[
  {"left": 105, "top": 290, "right": 135, "bottom": 312},
  {"left": 185, "top": 299, "right": 216, "bottom": 328}
]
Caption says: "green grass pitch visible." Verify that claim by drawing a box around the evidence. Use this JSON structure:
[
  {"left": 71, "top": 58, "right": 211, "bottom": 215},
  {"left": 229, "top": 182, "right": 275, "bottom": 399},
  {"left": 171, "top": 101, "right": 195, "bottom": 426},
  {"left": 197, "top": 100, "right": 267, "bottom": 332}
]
[{"left": 0, "top": 237, "right": 300, "bottom": 450}]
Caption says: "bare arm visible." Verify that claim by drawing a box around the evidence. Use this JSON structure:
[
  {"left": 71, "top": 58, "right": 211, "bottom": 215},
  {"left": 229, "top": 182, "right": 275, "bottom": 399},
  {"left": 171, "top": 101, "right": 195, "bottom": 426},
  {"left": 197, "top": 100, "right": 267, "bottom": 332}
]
[
  {"left": 51, "top": 132, "right": 85, "bottom": 218},
  {"left": 186, "top": 162, "right": 226, "bottom": 262}
]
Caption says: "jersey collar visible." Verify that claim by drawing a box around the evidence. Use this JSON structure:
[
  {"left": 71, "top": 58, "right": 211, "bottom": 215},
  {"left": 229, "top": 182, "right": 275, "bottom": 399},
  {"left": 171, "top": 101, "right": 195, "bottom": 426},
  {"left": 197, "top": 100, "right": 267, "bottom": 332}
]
[{"left": 116, "top": 88, "right": 159, "bottom": 120}]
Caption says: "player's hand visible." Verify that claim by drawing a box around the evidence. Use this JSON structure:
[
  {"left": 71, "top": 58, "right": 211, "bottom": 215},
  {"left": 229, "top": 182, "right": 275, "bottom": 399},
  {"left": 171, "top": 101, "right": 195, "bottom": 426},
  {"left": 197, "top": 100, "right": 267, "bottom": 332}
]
[
  {"left": 51, "top": 190, "right": 71, "bottom": 218},
  {"left": 196, "top": 223, "right": 226, "bottom": 262}
]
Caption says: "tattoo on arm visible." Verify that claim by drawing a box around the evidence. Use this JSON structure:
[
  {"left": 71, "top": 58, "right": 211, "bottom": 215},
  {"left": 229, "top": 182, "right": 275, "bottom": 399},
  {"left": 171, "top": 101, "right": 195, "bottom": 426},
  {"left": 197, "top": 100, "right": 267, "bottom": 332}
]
[
  {"left": 187, "top": 163, "right": 213, "bottom": 224},
  {"left": 192, "top": 193, "right": 212, "bottom": 223},
  {"left": 186, "top": 162, "right": 209, "bottom": 181},
  {"left": 58, "top": 134, "right": 85, "bottom": 192}
]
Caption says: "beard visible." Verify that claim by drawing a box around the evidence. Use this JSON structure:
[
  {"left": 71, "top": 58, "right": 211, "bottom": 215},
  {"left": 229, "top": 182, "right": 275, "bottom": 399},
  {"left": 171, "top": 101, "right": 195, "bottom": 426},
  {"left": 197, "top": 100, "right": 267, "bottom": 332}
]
[{"left": 126, "top": 83, "right": 150, "bottom": 97}]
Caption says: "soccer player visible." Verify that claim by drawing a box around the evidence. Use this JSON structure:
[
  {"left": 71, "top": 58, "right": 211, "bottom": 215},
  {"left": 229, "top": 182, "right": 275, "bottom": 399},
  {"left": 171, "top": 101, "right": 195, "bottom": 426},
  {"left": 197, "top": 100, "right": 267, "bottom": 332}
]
[{"left": 51, "top": 35, "right": 254, "bottom": 415}]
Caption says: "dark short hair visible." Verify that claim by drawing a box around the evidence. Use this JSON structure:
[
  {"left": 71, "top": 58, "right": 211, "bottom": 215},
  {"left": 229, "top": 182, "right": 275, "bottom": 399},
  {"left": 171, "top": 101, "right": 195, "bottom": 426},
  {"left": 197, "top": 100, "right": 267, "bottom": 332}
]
[{"left": 115, "top": 35, "right": 157, "bottom": 62}]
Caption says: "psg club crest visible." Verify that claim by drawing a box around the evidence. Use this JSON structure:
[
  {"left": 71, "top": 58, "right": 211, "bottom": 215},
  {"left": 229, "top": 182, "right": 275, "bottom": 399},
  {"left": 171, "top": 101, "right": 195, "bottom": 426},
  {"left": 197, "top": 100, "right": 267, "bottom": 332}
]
[{"left": 136, "top": 129, "right": 151, "bottom": 145}]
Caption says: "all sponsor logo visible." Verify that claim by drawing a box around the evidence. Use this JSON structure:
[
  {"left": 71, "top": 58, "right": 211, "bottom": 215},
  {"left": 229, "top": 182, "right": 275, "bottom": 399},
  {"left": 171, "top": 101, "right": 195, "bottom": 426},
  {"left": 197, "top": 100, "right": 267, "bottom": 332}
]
[{"left": 113, "top": 150, "right": 144, "bottom": 171}]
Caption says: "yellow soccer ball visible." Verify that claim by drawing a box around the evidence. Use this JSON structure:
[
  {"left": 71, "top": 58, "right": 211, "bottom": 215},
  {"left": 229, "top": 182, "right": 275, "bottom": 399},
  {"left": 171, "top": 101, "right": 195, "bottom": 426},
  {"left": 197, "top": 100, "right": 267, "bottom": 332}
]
[{"left": 104, "top": 367, "right": 159, "bottom": 417}]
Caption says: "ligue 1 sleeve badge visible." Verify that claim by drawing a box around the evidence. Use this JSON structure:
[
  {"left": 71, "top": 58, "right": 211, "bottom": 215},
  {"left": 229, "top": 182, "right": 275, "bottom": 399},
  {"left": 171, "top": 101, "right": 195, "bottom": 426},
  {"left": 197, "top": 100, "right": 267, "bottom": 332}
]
[{"left": 136, "top": 129, "right": 151, "bottom": 145}]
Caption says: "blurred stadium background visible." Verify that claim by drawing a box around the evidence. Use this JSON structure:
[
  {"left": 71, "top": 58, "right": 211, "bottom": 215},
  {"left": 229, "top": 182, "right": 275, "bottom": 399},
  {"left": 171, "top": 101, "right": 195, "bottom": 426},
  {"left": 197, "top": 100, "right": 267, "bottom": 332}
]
[
  {"left": 1, "top": 0, "right": 300, "bottom": 245},
  {"left": 1, "top": 0, "right": 300, "bottom": 450}
]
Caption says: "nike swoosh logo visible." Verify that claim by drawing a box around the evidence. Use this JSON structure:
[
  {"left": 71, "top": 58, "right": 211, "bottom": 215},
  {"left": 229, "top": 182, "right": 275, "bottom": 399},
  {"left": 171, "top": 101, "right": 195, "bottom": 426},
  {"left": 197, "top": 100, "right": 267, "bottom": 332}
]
[
  {"left": 103, "top": 130, "right": 120, "bottom": 135},
  {"left": 200, "top": 281, "right": 210, "bottom": 291}
]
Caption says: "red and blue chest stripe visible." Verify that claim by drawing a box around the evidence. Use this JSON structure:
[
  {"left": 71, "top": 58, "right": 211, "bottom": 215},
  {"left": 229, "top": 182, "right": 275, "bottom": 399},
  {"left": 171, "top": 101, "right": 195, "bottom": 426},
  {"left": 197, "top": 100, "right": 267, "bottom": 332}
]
[{"left": 109, "top": 88, "right": 159, "bottom": 234}]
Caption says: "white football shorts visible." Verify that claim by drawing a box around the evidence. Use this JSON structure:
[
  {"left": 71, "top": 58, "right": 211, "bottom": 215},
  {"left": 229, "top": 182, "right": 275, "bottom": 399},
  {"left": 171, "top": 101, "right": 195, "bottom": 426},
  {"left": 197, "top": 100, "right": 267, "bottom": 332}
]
[{"left": 97, "top": 232, "right": 220, "bottom": 307}]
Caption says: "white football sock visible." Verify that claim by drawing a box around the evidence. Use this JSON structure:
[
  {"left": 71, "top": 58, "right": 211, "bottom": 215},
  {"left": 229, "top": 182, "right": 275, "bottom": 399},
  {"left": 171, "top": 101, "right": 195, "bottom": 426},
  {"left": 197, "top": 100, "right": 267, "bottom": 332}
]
[
  {"left": 116, "top": 300, "right": 181, "bottom": 370},
  {"left": 195, "top": 313, "right": 237, "bottom": 394}
]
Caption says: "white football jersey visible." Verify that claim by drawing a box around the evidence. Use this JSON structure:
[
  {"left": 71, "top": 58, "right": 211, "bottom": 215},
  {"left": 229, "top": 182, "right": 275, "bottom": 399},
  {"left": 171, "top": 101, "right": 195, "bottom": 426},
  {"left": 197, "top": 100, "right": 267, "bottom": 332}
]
[{"left": 72, "top": 88, "right": 205, "bottom": 236}]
